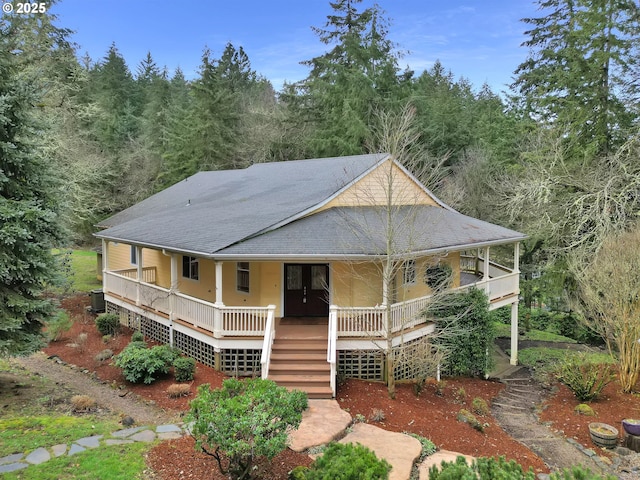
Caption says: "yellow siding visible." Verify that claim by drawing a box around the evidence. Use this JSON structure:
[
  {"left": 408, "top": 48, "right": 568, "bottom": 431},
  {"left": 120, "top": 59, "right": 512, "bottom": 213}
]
[
  {"left": 259, "top": 262, "right": 282, "bottom": 307},
  {"left": 320, "top": 159, "right": 438, "bottom": 211},
  {"left": 331, "top": 253, "right": 461, "bottom": 307},
  {"left": 105, "top": 242, "right": 461, "bottom": 310},
  {"left": 106, "top": 242, "right": 135, "bottom": 271},
  {"left": 177, "top": 257, "right": 216, "bottom": 303},
  {"left": 331, "top": 261, "right": 384, "bottom": 306}
]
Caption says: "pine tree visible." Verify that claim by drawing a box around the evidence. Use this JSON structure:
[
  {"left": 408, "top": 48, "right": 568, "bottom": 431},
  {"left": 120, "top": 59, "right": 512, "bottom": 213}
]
[
  {"left": 513, "top": 0, "right": 640, "bottom": 155},
  {"left": 0, "top": 17, "right": 64, "bottom": 356},
  {"left": 89, "top": 43, "right": 139, "bottom": 151},
  {"left": 291, "top": 0, "right": 406, "bottom": 157}
]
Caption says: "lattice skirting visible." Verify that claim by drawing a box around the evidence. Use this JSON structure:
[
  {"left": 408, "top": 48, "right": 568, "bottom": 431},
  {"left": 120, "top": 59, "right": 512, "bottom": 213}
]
[
  {"left": 108, "top": 302, "right": 437, "bottom": 381},
  {"left": 174, "top": 330, "right": 217, "bottom": 369},
  {"left": 105, "top": 301, "right": 261, "bottom": 376},
  {"left": 337, "top": 339, "right": 440, "bottom": 382},
  {"left": 338, "top": 350, "right": 385, "bottom": 381},
  {"left": 220, "top": 349, "right": 261, "bottom": 377},
  {"left": 392, "top": 337, "right": 440, "bottom": 381}
]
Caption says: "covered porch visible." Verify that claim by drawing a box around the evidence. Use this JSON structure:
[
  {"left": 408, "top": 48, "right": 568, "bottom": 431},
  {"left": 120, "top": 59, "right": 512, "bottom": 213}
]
[{"left": 101, "top": 239, "right": 521, "bottom": 398}]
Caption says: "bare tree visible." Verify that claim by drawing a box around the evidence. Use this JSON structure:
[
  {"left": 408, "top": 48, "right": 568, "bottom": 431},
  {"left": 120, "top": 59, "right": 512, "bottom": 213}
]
[
  {"left": 501, "top": 129, "right": 640, "bottom": 263},
  {"left": 336, "top": 104, "right": 469, "bottom": 398},
  {"left": 570, "top": 226, "right": 640, "bottom": 393}
]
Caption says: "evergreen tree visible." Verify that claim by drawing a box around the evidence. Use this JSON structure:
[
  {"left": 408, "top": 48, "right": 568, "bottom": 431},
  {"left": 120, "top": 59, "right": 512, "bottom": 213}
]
[
  {"left": 159, "top": 44, "right": 273, "bottom": 186},
  {"left": 410, "top": 62, "right": 474, "bottom": 162},
  {"left": 89, "top": 43, "right": 139, "bottom": 151},
  {"left": 0, "top": 17, "right": 64, "bottom": 356},
  {"left": 513, "top": 0, "right": 640, "bottom": 155},
  {"left": 290, "top": 0, "right": 406, "bottom": 156}
]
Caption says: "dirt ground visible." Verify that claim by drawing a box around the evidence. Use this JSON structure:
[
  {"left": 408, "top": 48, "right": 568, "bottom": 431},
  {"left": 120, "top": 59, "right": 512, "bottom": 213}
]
[{"left": 21, "top": 294, "right": 640, "bottom": 478}]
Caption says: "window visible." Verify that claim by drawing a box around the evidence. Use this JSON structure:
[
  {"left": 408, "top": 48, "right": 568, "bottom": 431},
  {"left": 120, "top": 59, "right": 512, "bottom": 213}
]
[
  {"left": 237, "top": 262, "right": 250, "bottom": 293},
  {"left": 130, "top": 246, "right": 137, "bottom": 265},
  {"left": 403, "top": 260, "right": 416, "bottom": 285},
  {"left": 182, "top": 256, "right": 199, "bottom": 280}
]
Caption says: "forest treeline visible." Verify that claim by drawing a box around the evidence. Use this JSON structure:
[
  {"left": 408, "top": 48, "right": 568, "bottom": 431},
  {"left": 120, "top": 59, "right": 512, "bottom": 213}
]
[{"left": 2, "top": 0, "right": 640, "bottom": 353}]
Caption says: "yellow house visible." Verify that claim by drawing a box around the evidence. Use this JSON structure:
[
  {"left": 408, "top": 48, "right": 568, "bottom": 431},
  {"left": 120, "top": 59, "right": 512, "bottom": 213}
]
[{"left": 95, "top": 153, "right": 525, "bottom": 398}]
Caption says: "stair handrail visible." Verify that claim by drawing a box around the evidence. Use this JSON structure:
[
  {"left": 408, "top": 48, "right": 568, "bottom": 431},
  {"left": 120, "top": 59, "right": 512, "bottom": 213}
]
[
  {"left": 328, "top": 305, "right": 338, "bottom": 397},
  {"left": 260, "top": 305, "right": 277, "bottom": 380}
]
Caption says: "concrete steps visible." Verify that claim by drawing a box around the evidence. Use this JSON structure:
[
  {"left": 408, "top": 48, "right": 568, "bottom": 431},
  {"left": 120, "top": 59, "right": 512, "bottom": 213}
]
[{"left": 267, "top": 325, "right": 332, "bottom": 399}]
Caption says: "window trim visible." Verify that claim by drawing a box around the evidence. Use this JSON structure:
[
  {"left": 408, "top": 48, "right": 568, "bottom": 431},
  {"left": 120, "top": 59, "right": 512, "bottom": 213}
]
[
  {"left": 403, "top": 259, "right": 416, "bottom": 285},
  {"left": 237, "top": 261, "right": 250, "bottom": 293},
  {"left": 130, "top": 246, "right": 138, "bottom": 266},
  {"left": 182, "top": 255, "right": 199, "bottom": 281}
]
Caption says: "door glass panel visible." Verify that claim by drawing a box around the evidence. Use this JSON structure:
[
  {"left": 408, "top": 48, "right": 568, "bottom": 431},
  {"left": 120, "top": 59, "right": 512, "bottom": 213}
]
[
  {"left": 287, "top": 265, "right": 302, "bottom": 290},
  {"left": 311, "top": 265, "right": 327, "bottom": 290}
]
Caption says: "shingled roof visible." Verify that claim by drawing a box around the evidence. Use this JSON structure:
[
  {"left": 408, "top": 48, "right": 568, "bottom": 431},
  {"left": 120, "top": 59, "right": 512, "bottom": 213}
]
[{"left": 95, "top": 153, "right": 525, "bottom": 258}]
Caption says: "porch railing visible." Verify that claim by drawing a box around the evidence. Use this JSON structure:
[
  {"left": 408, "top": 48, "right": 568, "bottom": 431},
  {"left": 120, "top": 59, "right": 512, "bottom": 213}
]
[
  {"left": 460, "top": 255, "right": 512, "bottom": 277},
  {"left": 260, "top": 305, "right": 277, "bottom": 380},
  {"left": 104, "top": 252, "right": 519, "bottom": 341},
  {"left": 113, "top": 267, "right": 157, "bottom": 284},
  {"left": 328, "top": 306, "right": 338, "bottom": 397},
  {"left": 333, "top": 261, "right": 519, "bottom": 338},
  {"left": 104, "top": 271, "right": 271, "bottom": 337},
  {"left": 335, "top": 306, "right": 386, "bottom": 337}
]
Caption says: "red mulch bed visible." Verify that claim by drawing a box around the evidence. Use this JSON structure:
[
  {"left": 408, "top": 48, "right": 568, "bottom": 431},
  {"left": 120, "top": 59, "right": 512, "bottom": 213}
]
[
  {"left": 540, "top": 380, "right": 640, "bottom": 454},
  {"left": 43, "top": 294, "right": 640, "bottom": 478}
]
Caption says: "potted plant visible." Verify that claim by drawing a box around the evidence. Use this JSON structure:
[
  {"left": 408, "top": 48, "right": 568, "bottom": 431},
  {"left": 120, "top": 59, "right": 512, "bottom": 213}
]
[
  {"left": 622, "top": 419, "right": 640, "bottom": 436},
  {"left": 588, "top": 422, "right": 618, "bottom": 448}
]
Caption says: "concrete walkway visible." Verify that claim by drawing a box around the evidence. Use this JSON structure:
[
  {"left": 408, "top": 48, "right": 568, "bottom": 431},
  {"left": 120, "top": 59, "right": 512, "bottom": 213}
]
[{"left": 289, "top": 399, "right": 473, "bottom": 480}]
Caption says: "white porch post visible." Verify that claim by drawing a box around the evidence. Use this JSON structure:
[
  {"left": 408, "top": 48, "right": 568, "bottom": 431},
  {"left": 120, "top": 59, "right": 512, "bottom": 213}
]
[
  {"left": 135, "top": 246, "right": 143, "bottom": 306},
  {"left": 213, "top": 261, "right": 224, "bottom": 338},
  {"left": 215, "top": 261, "right": 224, "bottom": 305},
  {"left": 102, "top": 239, "right": 109, "bottom": 294},
  {"left": 482, "top": 246, "right": 491, "bottom": 297},
  {"left": 514, "top": 242, "right": 520, "bottom": 273},
  {"left": 382, "top": 261, "right": 389, "bottom": 306},
  {"left": 510, "top": 301, "right": 519, "bottom": 365},
  {"left": 482, "top": 246, "right": 490, "bottom": 281},
  {"left": 169, "top": 254, "right": 178, "bottom": 346}
]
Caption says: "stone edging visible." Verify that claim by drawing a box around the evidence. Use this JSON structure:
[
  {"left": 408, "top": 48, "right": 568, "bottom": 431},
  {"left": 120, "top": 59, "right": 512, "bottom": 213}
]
[{"left": 0, "top": 423, "right": 188, "bottom": 474}]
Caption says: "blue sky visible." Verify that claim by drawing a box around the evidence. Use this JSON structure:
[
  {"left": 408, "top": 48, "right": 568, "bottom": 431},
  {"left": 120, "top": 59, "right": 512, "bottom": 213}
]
[{"left": 48, "top": 0, "right": 540, "bottom": 94}]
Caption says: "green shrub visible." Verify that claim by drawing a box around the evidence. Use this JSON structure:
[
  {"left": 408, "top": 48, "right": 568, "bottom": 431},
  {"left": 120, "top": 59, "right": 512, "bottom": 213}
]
[
  {"left": 306, "top": 442, "right": 391, "bottom": 480},
  {"left": 174, "top": 356, "right": 196, "bottom": 382},
  {"left": 131, "top": 331, "right": 144, "bottom": 342},
  {"left": 46, "top": 310, "right": 73, "bottom": 341},
  {"left": 187, "top": 378, "right": 308, "bottom": 480},
  {"left": 404, "top": 432, "right": 437, "bottom": 461},
  {"left": 428, "top": 288, "right": 494, "bottom": 377},
  {"left": 574, "top": 403, "right": 596, "bottom": 416},
  {"left": 456, "top": 409, "right": 484, "bottom": 432},
  {"left": 95, "top": 313, "right": 120, "bottom": 336},
  {"left": 288, "top": 465, "right": 310, "bottom": 480},
  {"left": 549, "top": 465, "right": 618, "bottom": 479},
  {"left": 555, "top": 352, "right": 616, "bottom": 402},
  {"left": 429, "top": 455, "right": 536, "bottom": 480},
  {"left": 113, "top": 342, "right": 179, "bottom": 384},
  {"left": 472, "top": 397, "right": 489, "bottom": 416}
]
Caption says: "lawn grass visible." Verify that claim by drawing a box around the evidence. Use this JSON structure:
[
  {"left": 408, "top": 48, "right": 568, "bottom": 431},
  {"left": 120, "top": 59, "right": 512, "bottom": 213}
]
[
  {"left": 52, "top": 249, "right": 102, "bottom": 293},
  {"left": 517, "top": 347, "right": 616, "bottom": 382},
  {"left": 493, "top": 322, "right": 577, "bottom": 343},
  {"left": 2, "top": 441, "right": 151, "bottom": 479},
  {"left": 0, "top": 415, "right": 120, "bottom": 457}
]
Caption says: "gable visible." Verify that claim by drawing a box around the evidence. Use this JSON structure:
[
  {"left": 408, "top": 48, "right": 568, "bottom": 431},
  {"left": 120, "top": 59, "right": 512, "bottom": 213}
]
[{"left": 319, "top": 159, "right": 439, "bottom": 212}]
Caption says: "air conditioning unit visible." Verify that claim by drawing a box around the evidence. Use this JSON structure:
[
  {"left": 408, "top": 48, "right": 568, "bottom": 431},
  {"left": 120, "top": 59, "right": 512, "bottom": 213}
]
[{"left": 90, "top": 289, "right": 105, "bottom": 313}]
